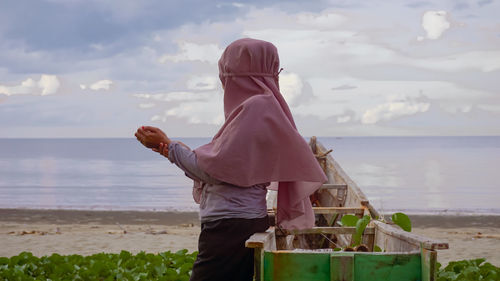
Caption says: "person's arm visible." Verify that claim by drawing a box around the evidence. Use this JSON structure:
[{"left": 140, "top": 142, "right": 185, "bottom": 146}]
[
  {"left": 134, "top": 126, "right": 220, "bottom": 184},
  {"left": 166, "top": 142, "right": 222, "bottom": 185}
]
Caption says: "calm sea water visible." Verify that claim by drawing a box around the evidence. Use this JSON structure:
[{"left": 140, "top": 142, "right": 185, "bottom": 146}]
[{"left": 0, "top": 137, "right": 499, "bottom": 214}]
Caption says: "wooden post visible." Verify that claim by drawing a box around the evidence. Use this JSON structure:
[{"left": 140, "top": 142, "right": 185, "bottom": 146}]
[
  {"left": 253, "top": 247, "right": 264, "bottom": 281},
  {"left": 421, "top": 247, "right": 437, "bottom": 281},
  {"left": 330, "top": 252, "right": 354, "bottom": 281},
  {"left": 245, "top": 228, "right": 276, "bottom": 280}
]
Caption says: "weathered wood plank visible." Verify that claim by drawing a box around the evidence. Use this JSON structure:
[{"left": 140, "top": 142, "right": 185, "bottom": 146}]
[
  {"left": 253, "top": 248, "right": 264, "bottom": 281},
  {"left": 331, "top": 253, "right": 354, "bottom": 281},
  {"left": 275, "top": 234, "right": 294, "bottom": 250},
  {"left": 281, "top": 226, "right": 375, "bottom": 236},
  {"left": 320, "top": 184, "right": 347, "bottom": 190},
  {"left": 363, "top": 224, "right": 375, "bottom": 251},
  {"left": 373, "top": 221, "right": 449, "bottom": 251},
  {"left": 316, "top": 141, "right": 370, "bottom": 206},
  {"left": 421, "top": 248, "right": 438, "bottom": 281},
  {"left": 366, "top": 202, "right": 381, "bottom": 219},
  {"left": 246, "top": 227, "right": 276, "bottom": 251},
  {"left": 247, "top": 229, "right": 276, "bottom": 281},
  {"left": 312, "top": 207, "right": 364, "bottom": 215},
  {"left": 309, "top": 137, "right": 347, "bottom": 250}
]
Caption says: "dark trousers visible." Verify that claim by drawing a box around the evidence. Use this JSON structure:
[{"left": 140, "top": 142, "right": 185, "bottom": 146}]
[{"left": 189, "top": 216, "right": 269, "bottom": 281}]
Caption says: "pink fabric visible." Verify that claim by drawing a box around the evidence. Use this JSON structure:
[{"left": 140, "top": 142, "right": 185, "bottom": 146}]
[
  {"left": 192, "top": 181, "right": 203, "bottom": 204},
  {"left": 194, "top": 38, "right": 327, "bottom": 229}
]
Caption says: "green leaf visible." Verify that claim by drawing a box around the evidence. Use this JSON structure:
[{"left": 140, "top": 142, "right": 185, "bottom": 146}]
[
  {"left": 353, "top": 215, "right": 371, "bottom": 245},
  {"left": 340, "top": 214, "right": 359, "bottom": 227},
  {"left": 437, "top": 258, "right": 500, "bottom": 281},
  {"left": 175, "top": 249, "right": 188, "bottom": 256},
  {"left": 392, "top": 212, "right": 412, "bottom": 232},
  {"left": 154, "top": 263, "right": 167, "bottom": 276},
  {"left": 373, "top": 245, "right": 382, "bottom": 252}
]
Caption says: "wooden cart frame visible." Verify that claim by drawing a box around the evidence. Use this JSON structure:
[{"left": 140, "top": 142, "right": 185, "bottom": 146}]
[{"left": 246, "top": 137, "right": 448, "bottom": 281}]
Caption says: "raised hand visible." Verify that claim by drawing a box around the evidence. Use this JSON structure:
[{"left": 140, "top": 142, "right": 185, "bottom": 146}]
[
  {"left": 135, "top": 126, "right": 170, "bottom": 150},
  {"left": 154, "top": 142, "right": 169, "bottom": 158}
]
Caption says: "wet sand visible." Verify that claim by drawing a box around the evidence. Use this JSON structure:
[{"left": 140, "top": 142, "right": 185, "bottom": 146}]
[{"left": 1, "top": 209, "right": 499, "bottom": 266}]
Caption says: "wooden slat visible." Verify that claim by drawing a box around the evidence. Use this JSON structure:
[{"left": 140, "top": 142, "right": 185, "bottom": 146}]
[
  {"left": 320, "top": 184, "right": 347, "bottom": 190},
  {"left": 373, "top": 221, "right": 449, "bottom": 250},
  {"left": 253, "top": 249, "right": 264, "bottom": 281},
  {"left": 421, "top": 248, "right": 438, "bottom": 281},
  {"left": 331, "top": 253, "right": 354, "bottom": 281},
  {"left": 316, "top": 141, "right": 370, "bottom": 206},
  {"left": 245, "top": 227, "right": 276, "bottom": 250},
  {"left": 312, "top": 207, "right": 364, "bottom": 215},
  {"left": 280, "top": 226, "right": 375, "bottom": 236},
  {"left": 366, "top": 202, "right": 381, "bottom": 219}
]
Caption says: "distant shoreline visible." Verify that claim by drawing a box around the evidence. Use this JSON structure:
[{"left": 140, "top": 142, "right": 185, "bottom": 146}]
[
  {"left": 2, "top": 208, "right": 500, "bottom": 228},
  {"left": 1, "top": 135, "right": 499, "bottom": 139},
  {"left": 0, "top": 208, "right": 200, "bottom": 226}
]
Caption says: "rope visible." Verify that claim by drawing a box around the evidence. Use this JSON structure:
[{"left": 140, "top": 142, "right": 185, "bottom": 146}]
[
  {"left": 221, "top": 68, "right": 284, "bottom": 77},
  {"left": 314, "top": 149, "right": 333, "bottom": 160}
]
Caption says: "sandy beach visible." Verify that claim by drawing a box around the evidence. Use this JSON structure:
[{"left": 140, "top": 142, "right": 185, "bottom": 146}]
[{"left": 1, "top": 209, "right": 499, "bottom": 267}]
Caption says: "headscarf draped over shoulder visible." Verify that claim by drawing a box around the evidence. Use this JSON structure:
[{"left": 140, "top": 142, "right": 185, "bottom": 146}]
[{"left": 194, "top": 38, "right": 327, "bottom": 229}]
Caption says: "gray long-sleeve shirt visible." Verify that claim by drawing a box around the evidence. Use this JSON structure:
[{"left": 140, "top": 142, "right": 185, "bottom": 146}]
[{"left": 167, "top": 142, "right": 268, "bottom": 223}]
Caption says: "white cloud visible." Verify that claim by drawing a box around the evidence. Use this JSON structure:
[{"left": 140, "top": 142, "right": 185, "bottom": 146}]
[
  {"left": 135, "top": 5, "right": 498, "bottom": 133},
  {"left": 90, "top": 43, "right": 104, "bottom": 51},
  {"left": 133, "top": 91, "right": 212, "bottom": 102},
  {"left": 331, "top": 84, "right": 357, "bottom": 91},
  {"left": 0, "top": 75, "right": 60, "bottom": 96},
  {"left": 477, "top": 104, "right": 500, "bottom": 112},
  {"left": 89, "top": 80, "right": 113, "bottom": 91},
  {"left": 3, "top": 2, "right": 499, "bottom": 138},
  {"left": 159, "top": 41, "right": 224, "bottom": 64},
  {"left": 232, "top": 2, "right": 245, "bottom": 8},
  {"left": 147, "top": 93, "right": 224, "bottom": 125},
  {"left": 186, "top": 75, "right": 218, "bottom": 90},
  {"left": 279, "top": 72, "right": 304, "bottom": 105},
  {"left": 164, "top": 100, "right": 224, "bottom": 125},
  {"left": 80, "top": 80, "right": 113, "bottom": 91},
  {"left": 138, "top": 103, "right": 156, "bottom": 109},
  {"left": 297, "top": 12, "right": 346, "bottom": 29},
  {"left": 153, "top": 34, "right": 162, "bottom": 42},
  {"left": 21, "top": 78, "right": 37, "bottom": 89},
  {"left": 292, "top": 77, "right": 491, "bottom": 122},
  {"left": 38, "top": 75, "right": 60, "bottom": 95},
  {"left": 421, "top": 11, "right": 450, "bottom": 40},
  {"left": 246, "top": 26, "right": 500, "bottom": 73},
  {"left": 230, "top": 8, "right": 496, "bottom": 74},
  {"left": 410, "top": 51, "right": 500, "bottom": 73},
  {"left": 337, "top": 115, "right": 351, "bottom": 123},
  {"left": 361, "top": 101, "right": 430, "bottom": 124},
  {"left": 135, "top": 90, "right": 224, "bottom": 125}
]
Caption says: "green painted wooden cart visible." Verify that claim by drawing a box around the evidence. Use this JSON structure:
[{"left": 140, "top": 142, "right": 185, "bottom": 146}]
[{"left": 246, "top": 137, "right": 448, "bottom": 281}]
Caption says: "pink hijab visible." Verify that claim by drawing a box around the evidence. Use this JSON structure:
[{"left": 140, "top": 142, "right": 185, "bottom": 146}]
[{"left": 194, "top": 38, "right": 327, "bottom": 229}]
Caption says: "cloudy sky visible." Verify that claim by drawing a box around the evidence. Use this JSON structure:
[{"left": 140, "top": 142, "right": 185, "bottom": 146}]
[{"left": 1, "top": 0, "right": 499, "bottom": 138}]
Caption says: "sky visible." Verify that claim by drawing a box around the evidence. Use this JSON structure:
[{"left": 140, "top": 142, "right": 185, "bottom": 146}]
[{"left": 0, "top": 0, "right": 499, "bottom": 138}]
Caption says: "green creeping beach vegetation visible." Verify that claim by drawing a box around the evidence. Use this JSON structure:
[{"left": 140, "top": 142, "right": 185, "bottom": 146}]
[
  {"left": 0, "top": 211, "right": 497, "bottom": 281},
  {"left": 437, "top": 258, "right": 500, "bottom": 281},
  {"left": 1, "top": 251, "right": 499, "bottom": 280},
  {"left": 0, "top": 250, "right": 197, "bottom": 281}
]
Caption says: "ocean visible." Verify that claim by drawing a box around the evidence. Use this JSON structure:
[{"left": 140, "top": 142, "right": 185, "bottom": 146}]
[{"left": 1, "top": 136, "right": 499, "bottom": 215}]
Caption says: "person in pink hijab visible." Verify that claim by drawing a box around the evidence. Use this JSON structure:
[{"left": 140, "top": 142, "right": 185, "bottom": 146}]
[{"left": 135, "top": 38, "right": 326, "bottom": 281}]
